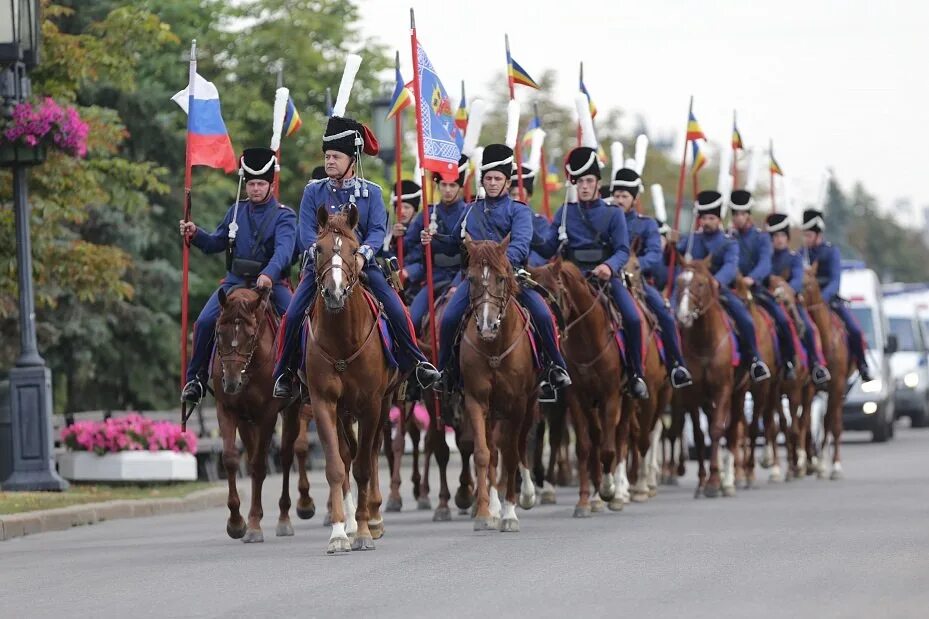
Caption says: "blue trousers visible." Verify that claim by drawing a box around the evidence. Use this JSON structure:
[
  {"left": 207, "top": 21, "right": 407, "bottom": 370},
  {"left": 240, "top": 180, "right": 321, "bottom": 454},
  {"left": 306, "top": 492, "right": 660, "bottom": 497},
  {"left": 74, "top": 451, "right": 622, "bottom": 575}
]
[
  {"left": 273, "top": 265, "right": 426, "bottom": 377},
  {"left": 410, "top": 276, "right": 454, "bottom": 337},
  {"left": 437, "top": 281, "right": 566, "bottom": 371},
  {"left": 830, "top": 299, "right": 868, "bottom": 367},
  {"left": 796, "top": 305, "right": 825, "bottom": 366},
  {"left": 720, "top": 287, "right": 760, "bottom": 360},
  {"left": 642, "top": 283, "right": 685, "bottom": 367},
  {"left": 754, "top": 289, "right": 796, "bottom": 365},
  {"left": 187, "top": 283, "right": 291, "bottom": 382},
  {"left": 608, "top": 278, "right": 645, "bottom": 376}
]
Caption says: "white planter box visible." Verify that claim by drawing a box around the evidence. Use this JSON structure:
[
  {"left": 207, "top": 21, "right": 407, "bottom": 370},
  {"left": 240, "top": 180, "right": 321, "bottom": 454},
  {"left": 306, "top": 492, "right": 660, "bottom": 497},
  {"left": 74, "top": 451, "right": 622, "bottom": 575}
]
[{"left": 58, "top": 451, "right": 197, "bottom": 482}]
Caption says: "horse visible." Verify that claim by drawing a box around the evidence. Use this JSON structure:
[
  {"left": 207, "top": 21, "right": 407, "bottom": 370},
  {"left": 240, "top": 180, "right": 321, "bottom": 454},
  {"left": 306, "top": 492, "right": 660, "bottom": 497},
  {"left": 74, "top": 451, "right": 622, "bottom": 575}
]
[
  {"left": 211, "top": 286, "right": 307, "bottom": 543},
  {"left": 460, "top": 237, "right": 538, "bottom": 532},
  {"left": 672, "top": 257, "right": 738, "bottom": 497},
  {"left": 529, "top": 257, "right": 623, "bottom": 517},
  {"left": 803, "top": 263, "right": 852, "bottom": 480},
  {"left": 307, "top": 205, "right": 401, "bottom": 553},
  {"left": 530, "top": 398, "right": 571, "bottom": 504}
]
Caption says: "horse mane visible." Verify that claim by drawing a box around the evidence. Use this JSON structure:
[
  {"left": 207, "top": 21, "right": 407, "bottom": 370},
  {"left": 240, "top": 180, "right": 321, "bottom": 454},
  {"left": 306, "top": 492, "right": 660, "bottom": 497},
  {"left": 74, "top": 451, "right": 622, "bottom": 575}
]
[
  {"left": 317, "top": 212, "right": 358, "bottom": 246},
  {"left": 467, "top": 240, "right": 518, "bottom": 291}
]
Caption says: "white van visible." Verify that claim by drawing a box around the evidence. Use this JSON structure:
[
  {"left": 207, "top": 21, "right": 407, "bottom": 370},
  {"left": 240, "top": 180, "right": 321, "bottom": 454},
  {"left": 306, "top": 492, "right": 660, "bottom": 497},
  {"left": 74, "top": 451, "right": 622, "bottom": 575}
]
[
  {"left": 882, "top": 293, "right": 929, "bottom": 427},
  {"left": 840, "top": 263, "right": 897, "bottom": 442}
]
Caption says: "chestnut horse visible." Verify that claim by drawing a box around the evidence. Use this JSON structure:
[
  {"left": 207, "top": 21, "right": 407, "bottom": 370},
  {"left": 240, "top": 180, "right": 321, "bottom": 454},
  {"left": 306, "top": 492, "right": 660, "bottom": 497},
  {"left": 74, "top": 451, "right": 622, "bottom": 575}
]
[
  {"left": 307, "top": 205, "right": 401, "bottom": 553},
  {"left": 672, "top": 257, "right": 737, "bottom": 497},
  {"left": 461, "top": 238, "right": 538, "bottom": 532},
  {"left": 803, "top": 264, "right": 852, "bottom": 480},
  {"left": 211, "top": 287, "right": 308, "bottom": 543},
  {"left": 530, "top": 257, "right": 623, "bottom": 517}
]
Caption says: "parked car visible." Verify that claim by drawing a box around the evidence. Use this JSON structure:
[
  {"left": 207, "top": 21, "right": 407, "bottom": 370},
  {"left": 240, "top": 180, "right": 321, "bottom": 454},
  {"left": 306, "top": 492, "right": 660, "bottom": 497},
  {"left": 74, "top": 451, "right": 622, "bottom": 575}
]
[{"left": 882, "top": 298, "right": 929, "bottom": 427}]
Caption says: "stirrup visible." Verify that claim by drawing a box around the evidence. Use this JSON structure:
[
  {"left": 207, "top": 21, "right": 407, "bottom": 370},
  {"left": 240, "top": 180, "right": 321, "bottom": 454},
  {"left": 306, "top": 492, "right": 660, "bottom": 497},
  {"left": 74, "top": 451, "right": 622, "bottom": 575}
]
[
  {"left": 538, "top": 381, "right": 557, "bottom": 403},
  {"left": 627, "top": 375, "right": 649, "bottom": 400},
  {"left": 181, "top": 378, "right": 204, "bottom": 405},
  {"left": 812, "top": 364, "right": 831, "bottom": 386},
  {"left": 858, "top": 365, "right": 874, "bottom": 383},
  {"left": 750, "top": 359, "right": 772, "bottom": 382},
  {"left": 670, "top": 365, "right": 693, "bottom": 389},
  {"left": 548, "top": 366, "right": 572, "bottom": 389},
  {"left": 784, "top": 360, "right": 797, "bottom": 380},
  {"left": 273, "top": 372, "right": 295, "bottom": 399},
  {"left": 415, "top": 361, "right": 441, "bottom": 390}
]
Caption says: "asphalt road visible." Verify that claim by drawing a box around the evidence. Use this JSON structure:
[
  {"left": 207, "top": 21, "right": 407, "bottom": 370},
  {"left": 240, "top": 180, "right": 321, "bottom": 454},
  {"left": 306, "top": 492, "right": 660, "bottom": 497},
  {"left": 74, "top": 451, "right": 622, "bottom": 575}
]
[{"left": 2, "top": 425, "right": 928, "bottom": 619}]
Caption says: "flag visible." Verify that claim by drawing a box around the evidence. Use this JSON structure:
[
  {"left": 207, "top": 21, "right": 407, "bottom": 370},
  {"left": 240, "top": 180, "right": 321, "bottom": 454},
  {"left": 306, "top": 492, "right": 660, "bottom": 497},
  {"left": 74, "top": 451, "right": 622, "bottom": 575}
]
[
  {"left": 580, "top": 79, "right": 597, "bottom": 119},
  {"left": 386, "top": 65, "right": 413, "bottom": 121},
  {"left": 415, "top": 42, "right": 461, "bottom": 179},
  {"left": 283, "top": 97, "right": 302, "bottom": 137},
  {"left": 521, "top": 114, "right": 541, "bottom": 152},
  {"left": 686, "top": 111, "right": 705, "bottom": 142},
  {"left": 454, "top": 92, "right": 468, "bottom": 134},
  {"left": 691, "top": 140, "right": 707, "bottom": 175},
  {"left": 508, "top": 57, "right": 541, "bottom": 89},
  {"left": 731, "top": 120, "right": 743, "bottom": 151},
  {"left": 545, "top": 162, "right": 562, "bottom": 192},
  {"left": 172, "top": 72, "right": 237, "bottom": 173},
  {"left": 770, "top": 153, "right": 784, "bottom": 176}
]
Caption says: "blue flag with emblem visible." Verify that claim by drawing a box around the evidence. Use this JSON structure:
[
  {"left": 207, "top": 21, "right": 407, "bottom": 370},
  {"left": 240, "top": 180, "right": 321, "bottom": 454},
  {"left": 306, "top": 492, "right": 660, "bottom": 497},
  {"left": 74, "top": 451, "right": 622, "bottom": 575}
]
[{"left": 415, "top": 42, "right": 461, "bottom": 180}]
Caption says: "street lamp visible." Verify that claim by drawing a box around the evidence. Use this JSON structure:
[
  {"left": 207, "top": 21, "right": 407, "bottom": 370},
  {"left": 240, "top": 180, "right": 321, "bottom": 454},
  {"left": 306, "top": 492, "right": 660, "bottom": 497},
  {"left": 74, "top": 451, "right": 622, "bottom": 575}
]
[{"left": 0, "top": 0, "right": 68, "bottom": 490}]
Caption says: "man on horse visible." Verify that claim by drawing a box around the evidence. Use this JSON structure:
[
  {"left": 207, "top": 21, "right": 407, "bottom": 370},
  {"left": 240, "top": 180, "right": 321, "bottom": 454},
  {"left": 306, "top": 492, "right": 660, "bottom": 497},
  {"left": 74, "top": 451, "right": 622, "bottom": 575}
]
[
  {"left": 801, "top": 207, "right": 873, "bottom": 381},
  {"left": 765, "top": 212, "right": 831, "bottom": 386},
  {"left": 272, "top": 115, "right": 442, "bottom": 399},
  {"left": 728, "top": 189, "right": 798, "bottom": 379},
  {"left": 540, "top": 146, "right": 650, "bottom": 399},
  {"left": 385, "top": 178, "right": 422, "bottom": 262},
  {"left": 611, "top": 166, "right": 693, "bottom": 389},
  {"left": 509, "top": 165, "right": 550, "bottom": 268},
  {"left": 402, "top": 157, "right": 470, "bottom": 335},
  {"left": 180, "top": 147, "right": 297, "bottom": 404},
  {"left": 677, "top": 191, "right": 771, "bottom": 382},
  {"left": 426, "top": 143, "right": 572, "bottom": 392}
]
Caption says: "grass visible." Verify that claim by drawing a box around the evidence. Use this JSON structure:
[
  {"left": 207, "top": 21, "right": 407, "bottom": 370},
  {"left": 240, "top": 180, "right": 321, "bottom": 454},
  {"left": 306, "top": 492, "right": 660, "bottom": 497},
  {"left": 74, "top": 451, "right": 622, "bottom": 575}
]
[{"left": 0, "top": 481, "right": 217, "bottom": 515}]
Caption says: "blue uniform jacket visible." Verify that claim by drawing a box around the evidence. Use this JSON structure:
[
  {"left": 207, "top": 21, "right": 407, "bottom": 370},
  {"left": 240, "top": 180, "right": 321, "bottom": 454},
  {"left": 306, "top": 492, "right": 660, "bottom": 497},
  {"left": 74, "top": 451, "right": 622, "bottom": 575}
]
[
  {"left": 677, "top": 230, "right": 739, "bottom": 287},
  {"left": 297, "top": 177, "right": 386, "bottom": 263},
  {"left": 807, "top": 241, "right": 842, "bottom": 300},
  {"left": 770, "top": 247, "right": 804, "bottom": 294},
  {"left": 459, "top": 194, "right": 533, "bottom": 267},
  {"left": 733, "top": 225, "right": 772, "bottom": 281},
  {"left": 625, "top": 210, "right": 662, "bottom": 278},
  {"left": 540, "top": 199, "right": 630, "bottom": 274},
  {"left": 191, "top": 196, "right": 297, "bottom": 283},
  {"left": 403, "top": 199, "right": 469, "bottom": 284}
]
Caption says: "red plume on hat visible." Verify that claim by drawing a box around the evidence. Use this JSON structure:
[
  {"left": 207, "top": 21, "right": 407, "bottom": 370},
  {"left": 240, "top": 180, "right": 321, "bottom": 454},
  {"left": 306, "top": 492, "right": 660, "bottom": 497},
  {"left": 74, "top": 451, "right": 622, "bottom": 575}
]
[{"left": 360, "top": 124, "right": 379, "bottom": 156}]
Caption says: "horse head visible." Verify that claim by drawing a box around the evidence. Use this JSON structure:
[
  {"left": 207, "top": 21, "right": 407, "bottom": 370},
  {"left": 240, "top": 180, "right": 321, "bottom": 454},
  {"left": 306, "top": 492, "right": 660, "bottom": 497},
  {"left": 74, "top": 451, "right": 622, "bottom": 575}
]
[
  {"left": 624, "top": 252, "right": 645, "bottom": 294},
  {"left": 215, "top": 286, "right": 270, "bottom": 394},
  {"left": 315, "top": 204, "right": 361, "bottom": 312},
  {"left": 802, "top": 261, "right": 822, "bottom": 307},
  {"left": 674, "top": 256, "right": 719, "bottom": 328},
  {"left": 463, "top": 235, "right": 517, "bottom": 341}
]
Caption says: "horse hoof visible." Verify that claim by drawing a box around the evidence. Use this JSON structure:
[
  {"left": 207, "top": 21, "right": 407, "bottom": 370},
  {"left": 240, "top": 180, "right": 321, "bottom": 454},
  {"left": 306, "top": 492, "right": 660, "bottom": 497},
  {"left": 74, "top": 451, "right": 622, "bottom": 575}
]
[
  {"left": 454, "top": 487, "right": 474, "bottom": 510},
  {"left": 275, "top": 521, "right": 295, "bottom": 537},
  {"left": 351, "top": 535, "right": 375, "bottom": 551},
  {"left": 499, "top": 518, "right": 520, "bottom": 533},
  {"left": 666, "top": 475, "right": 680, "bottom": 487},
  {"left": 590, "top": 498, "right": 605, "bottom": 513},
  {"left": 817, "top": 471, "right": 827, "bottom": 480},
  {"left": 326, "top": 536, "right": 351, "bottom": 555},
  {"left": 417, "top": 497, "right": 432, "bottom": 511},
  {"left": 573, "top": 506, "right": 592, "bottom": 518},
  {"left": 433, "top": 506, "right": 452, "bottom": 522},
  {"left": 385, "top": 497, "right": 403, "bottom": 513},
  {"left": 631, "top": 492, "right": 649, "bottom": 503},
  {"left": 540, "top": 492, "right": 557, "bottom": 505},
  {"left": 369, "top": 519, "right": 385, "bottom": 539},
  {"left": 830, "top": 469, "right": 844, "bottom": 481},
  {"left": 518, "top": 492, "right": 536, "bottom": 510},
  {"left": 226, "top": 520, "right": 246, "bottom": 540},
  {"left": 608, "top": 498, "right": 625, "bottom": 512},
  {"left": 323, "top": 512, "right": 333, "bottom": 527},
  {"left": 703, "top": 485, "right": 720, "bottom": 498},
  {"left": 242, "top": 528, "right": 264, "bottom": 543},
  {"left": 469, "top": 503, "right": 478, "bottom": 519},
  {"left": 647, "top": 487, "right": 658, "bottom": 498},
  {"left": 474, "top": 516, "right": 497, "bottom": 531},
  {"left": 296, "top": 499, "right": 316, "bottom": 520},
  {"left": 458, "top": 508, "right": 469, "bottom": 516},
  {"left": 722, "top": 485, "right": 737, "bottom": 498},
  {"left": 769, "top": 472, "right": 784, "bottom": 483}
]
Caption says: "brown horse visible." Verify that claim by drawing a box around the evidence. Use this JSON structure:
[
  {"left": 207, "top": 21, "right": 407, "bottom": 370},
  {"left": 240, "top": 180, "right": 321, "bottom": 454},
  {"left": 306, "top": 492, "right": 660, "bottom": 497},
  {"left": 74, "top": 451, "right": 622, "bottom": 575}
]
[
  {"left": 211, "top": 287, "right": 307, "bottom": 543},
  {"left": 530, "top": 257, "right": 622, "bottom": 517},
  {"left": 461, "top": 237, "right": 538, "bottom": 532},
  {"left": 803, "top": 264, "right": 852, "bottom": 480},
  {"left": 307, "top": 205, "right": 400, "bottom": 553},
  {"left": 672, "top": 257, "right": 737, "bottom": 497}
]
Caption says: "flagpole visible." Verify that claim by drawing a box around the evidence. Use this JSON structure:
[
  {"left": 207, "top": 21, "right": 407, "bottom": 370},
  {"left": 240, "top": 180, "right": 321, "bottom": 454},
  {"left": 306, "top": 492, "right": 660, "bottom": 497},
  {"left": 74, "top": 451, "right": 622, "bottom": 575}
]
[
  {"left": 180, "top": 39, "right": 196, "bottom": 428},
  {"left": 410, "top": 9, "right": 442, "bottom": 423},
  {"left": 393, "top": 51, "right": 405, "bottom": 269},
  {"left": 664, "top": 95, "right": 693, "bottom": 299},
  {"left": 769, "top": 138, "right": 777, "bottom": 213},
  {"left": 325, "top": 87, "right": 332, "bottom": 116},
  {"left": 576, "top": 62, "right": 583, "bottom": 147},
  {"left": 536, "top": 104, "right": 551, "bottom": 220},
  {"left": 731, "top": 110, "right": 739, "bottom": 190},
  {"left": 505, "top": 34, "right": 526, "bottom": 202},
  {"left": 460, "top": 80, "right": 472, "bottom": 202},
  {"left": 273, "top": 65, "right": 283, "bottom": 200}
]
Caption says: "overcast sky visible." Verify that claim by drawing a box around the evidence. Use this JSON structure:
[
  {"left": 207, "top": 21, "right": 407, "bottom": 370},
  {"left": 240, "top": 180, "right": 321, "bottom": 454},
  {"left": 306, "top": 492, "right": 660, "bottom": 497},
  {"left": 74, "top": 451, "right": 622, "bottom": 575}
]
[{"left": 356, "top": 0, "right": 927, "bottom": 221}]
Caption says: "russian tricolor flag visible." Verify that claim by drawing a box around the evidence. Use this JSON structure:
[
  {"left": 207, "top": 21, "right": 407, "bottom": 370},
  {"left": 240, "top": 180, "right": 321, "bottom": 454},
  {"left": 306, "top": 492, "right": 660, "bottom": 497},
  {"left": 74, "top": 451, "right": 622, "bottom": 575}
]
[{"left": 172, "top": 73, "right": 237, "bottom": 173}]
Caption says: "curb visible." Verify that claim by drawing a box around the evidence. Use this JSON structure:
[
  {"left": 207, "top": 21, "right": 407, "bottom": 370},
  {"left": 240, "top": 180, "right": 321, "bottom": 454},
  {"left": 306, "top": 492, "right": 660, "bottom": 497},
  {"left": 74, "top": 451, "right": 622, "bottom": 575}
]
[{"left": 0, "top": 486, "right": 227, "bottom": 542}]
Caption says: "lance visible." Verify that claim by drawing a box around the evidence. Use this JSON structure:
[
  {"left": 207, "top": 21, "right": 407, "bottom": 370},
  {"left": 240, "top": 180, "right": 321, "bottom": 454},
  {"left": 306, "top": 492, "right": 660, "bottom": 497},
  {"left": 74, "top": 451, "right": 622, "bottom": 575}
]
[
  {"left": 634, "top": 134, "right": 649, "bottom": 214},
  {"left": 664, "top": 96, "right": 693, "bottom": 299},
  {"left": 576, "top": 62, "right": 584, "bottom": 147},
  {"left": 393, "top": 50, "right": 406, "bottom": 269},
  {"left": 731, "top": 109, "right": 740, "bottom": 189},
  {"left": 769, "top": 138, "right": 777, "bottom": 213},
  {"left": 504, "top": 34, "right": 526, "bottom": 201},
  {"left": 533, "top": 103, "right": 551, "bottom": 220},
  {"left": 178, "top": 39, "right": 197, "bottom": 430}
]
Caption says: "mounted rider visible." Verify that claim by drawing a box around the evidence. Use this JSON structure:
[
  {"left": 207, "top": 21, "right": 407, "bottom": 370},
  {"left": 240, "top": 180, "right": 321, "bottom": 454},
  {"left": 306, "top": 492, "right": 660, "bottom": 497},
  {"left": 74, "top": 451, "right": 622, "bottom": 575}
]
[
  {"left": 801, "top": 207, "right": 873, "bottom": 381},
  {"left": 180, "top": 147, "right": 297, "bottom": 404},
  {"left": 611, "top": 166, "right": 693, "bottom": 389},
  {"left": 728, "top": 189, "right": 798, "bottom": 379},
  {"left": 676, "top": 191, "right": 772, "bottom": 383},
  {"left": 764, "top": 212, "right": 831, "bottom": 386},
  {"left": 427, "top": 143, "right": 572, "bottom": 392},
  {"left": 508, "top": 164, "right": 550, "bottom": 268},
  {"left": 271, "top": 115, "right": 441, "bottom": 399}
]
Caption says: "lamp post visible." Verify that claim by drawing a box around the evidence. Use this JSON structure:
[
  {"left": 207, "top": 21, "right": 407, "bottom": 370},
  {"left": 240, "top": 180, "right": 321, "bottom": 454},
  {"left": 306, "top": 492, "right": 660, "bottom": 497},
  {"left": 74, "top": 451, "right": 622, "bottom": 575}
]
[{"left": 0, "top": 0, "right": 68, "bottom": 490}]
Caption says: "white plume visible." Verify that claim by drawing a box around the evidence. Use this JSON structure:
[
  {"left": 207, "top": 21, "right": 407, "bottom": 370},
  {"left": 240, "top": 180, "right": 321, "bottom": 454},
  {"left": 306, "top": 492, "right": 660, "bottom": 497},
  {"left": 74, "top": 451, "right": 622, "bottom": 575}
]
[
  {"left": 473, "top": 146, "right": 485, "bottom": 199},
  {"left": 624, "top": 157, "right": 637, "bottom": 169},
  {"left": 505, "top": 99, "right": 521, "bottom": 149},
  {"left": 461, "top": 99, "right": 486, "bottom": 157},
  {"left": 610, "top": 142, "right": 624, "bottom": 181},
  {"left": 574, "top": 93, "right": 597, "bottom": 150},
  {"left": 270, "top": 87, "right": 289, "bottom": 152},
  {"left": 634, "top": 134, "right": 649, "bottom": 176},
  {"left": 717, "top": 145, "right": 732, "bottom": 197},
  {"left": 650, "top": 184, "right": 667, "bottom": 222},
  {"left": 527, "top": 128, "right": 546, "bottom": 171},
  {"left": 332, "top": 53, "right": 362, "bottom": 117}
]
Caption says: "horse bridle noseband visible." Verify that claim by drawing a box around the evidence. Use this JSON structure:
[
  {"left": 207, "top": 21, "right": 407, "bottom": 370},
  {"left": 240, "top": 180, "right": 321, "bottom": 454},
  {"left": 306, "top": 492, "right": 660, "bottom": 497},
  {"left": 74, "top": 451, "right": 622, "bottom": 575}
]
[{"left": 314, "top": 229, "right": 360, "bottom": 299}]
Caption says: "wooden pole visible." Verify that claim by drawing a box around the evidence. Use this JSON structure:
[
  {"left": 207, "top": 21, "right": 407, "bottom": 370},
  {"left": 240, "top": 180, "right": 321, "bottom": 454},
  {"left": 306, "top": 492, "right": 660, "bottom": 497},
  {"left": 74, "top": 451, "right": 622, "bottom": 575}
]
[
  {"left": 505, "top": 34, "right": 526, "bottom": 202},
  {"left": 664, "top": 96, "right": 693, "bottom": 299},
  {"left": 393, "top": 51, "right": 405, "bottom": 269},
  {"left": 770, "top": 138, "right": 777, "bottom": 213}
]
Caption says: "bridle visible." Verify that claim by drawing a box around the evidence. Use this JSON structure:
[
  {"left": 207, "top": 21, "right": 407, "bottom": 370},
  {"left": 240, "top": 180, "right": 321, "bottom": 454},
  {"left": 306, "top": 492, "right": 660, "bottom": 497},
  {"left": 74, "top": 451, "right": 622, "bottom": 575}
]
[
  {"left": 314, "top": 228, "right": 360, "bottom": 303},
  {"left": 676, "top": 267, "right": 718, "bottom": 325},
  {"left": 467, "top": 258, "right": 513, "bottom": 333},
  {"left": 215, "top": 294, "right": 269, "bottom": 384}
]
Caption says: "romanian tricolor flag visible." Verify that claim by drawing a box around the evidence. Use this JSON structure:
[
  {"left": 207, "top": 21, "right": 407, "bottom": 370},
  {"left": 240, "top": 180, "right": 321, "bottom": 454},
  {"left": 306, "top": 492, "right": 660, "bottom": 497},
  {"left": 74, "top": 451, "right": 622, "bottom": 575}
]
[
  {"left": 686, "top": 112, "right": 705, "bottom": 142},
  {"left": 386, "top": 64, "right": 412, "bottom": 120},
  {"left": 580, "top": 79, "right": 597, "bottom": 119},
  {"left": 508, "top": 57, "right": 541, "bottom": 89},
  {"left": 691, "top": 140, "right": 707, "bottom": 176},
  {"left": 731, "top": 121, "right": 743, "bottom": 151},
  {"left": 521, "top": 114, "right": 541, "bottom": 151},
  {"left": 283, "top": 97, "right": 302, "bottom": 137},
  {"left": 545, "top": 162, "right": 562, "bottom": 192},
  {"left": 454, "top": 95, "right": 468, "bottom": 134},
  {"left": 770, "top": 153, "right": 784, "bottom": 176}
]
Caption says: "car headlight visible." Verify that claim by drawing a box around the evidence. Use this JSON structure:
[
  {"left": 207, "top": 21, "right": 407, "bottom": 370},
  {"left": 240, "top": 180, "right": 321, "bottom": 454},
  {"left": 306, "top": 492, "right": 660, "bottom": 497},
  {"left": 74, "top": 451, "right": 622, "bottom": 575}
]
[
  {"left": 861, "top": 379, "right": 883, "bottom": 393},
  {"left": 904, "top": 372, "right": 919, "bottom": 388},
  {"left": 863, "top": 401, "right": 878, "bottom": 414}
]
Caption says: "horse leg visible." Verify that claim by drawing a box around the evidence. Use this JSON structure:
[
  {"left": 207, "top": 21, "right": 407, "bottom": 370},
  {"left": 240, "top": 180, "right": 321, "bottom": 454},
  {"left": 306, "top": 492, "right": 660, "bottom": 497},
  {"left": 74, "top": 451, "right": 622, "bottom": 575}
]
[
  {"left": 314, "top": 401, "right": 350, "bottom": 554},
  {"left": 219, "top": 405, "right": 246, "bottom": 539},
  {"left": 242, "top": 420, "right": 270, "bottom": 543},
  {"left": 465, "top": 393, "right": 494, "bottom": 530},
  {"left": 294, "top": 405, "right": 316, "bottom": 520},
  {"left": 366, "top": 399, "right": 389, "bottom": 541},
  {"left": 609, "top": 396, "right": 633, "bottom": 511},
  {"left": 276, "top": 403, "right": 299, "bottom": 537},
  {"left": 350, "top": 400, "right": 381, "bottom": 551},
  {"left": 386, "top": 403, "right": 405, "bottom": 512},
  {"left": 420, "top": 410, "right": 434, "bottom": 509},
  {"left": 631, "top": 406, "right": 655, "bottom": 502},
  {"left": 338, "top": 417, "right": 357, "bottom": 539},
  {"left": 455, "top": 414, "right": 476, "bottom": 513},
  {"left": 499, "top": 413, "right": 523, "bottom": 532},
  {"left": 410, "top": 419, "right": 429, "bottom": 509},
  {"left": 690, "top": 406, "right": 707, "bottom": 498},
  {"left": 766, "top": 387, "right": 784, "bottom": 483},
  {"left": 567, "top": 390, "right": 593, "bottom": 518},
  {"left": 531, "top": 407, "right": 546, "bottom": 489},
  {"left": 598, "top": 389, "right": 621, "bottom": 503},
  {"left": 829, "top": 382, "right": 844, "bottom": 480},
  {"left": 517, "top": 397, "right": 537, "bottom": 510},
  {"left": 487, "top": 421, "right": 502, "bottom": 523},
  {"left": 429, "top": 422, "right": 453, "bottom": 521}
]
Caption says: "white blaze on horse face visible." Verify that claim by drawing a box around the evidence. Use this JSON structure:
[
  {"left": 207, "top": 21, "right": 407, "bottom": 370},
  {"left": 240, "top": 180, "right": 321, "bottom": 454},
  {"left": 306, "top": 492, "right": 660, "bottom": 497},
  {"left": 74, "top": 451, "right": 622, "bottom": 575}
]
[
  {"left": 331, "top": 235, "right": 344, "bottom": 296},
  {"left": 677, "top": 270, "right": 694, "bottom": 323},
  {"left": 479, "top": 265, "right": 492, "bottom": 334}
]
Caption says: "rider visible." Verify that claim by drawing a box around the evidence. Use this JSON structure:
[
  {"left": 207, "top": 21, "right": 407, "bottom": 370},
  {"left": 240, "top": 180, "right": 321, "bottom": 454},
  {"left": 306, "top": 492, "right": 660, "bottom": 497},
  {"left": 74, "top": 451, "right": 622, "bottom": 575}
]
[
  {"left": 426, "top": 143, "right": 572, "bottom": 391},
  {"left": 611, "top": 167, "right": 693, "bottom": 389},
  {"left": 676, "top": 191, "right": 771, "bottom": 383},
  {"left": 538, "top": 147, "right": 649, "bottom": 399},
  {"left": 508, "top": 164, "right": 550, "bottom": 268},
  {"left": 383, "top": 178, "right": 423, "bottom": 302},
  {"left": 179, "top": 147, "right": 297, "bottom": 404},
  {"left": 801, "top": 207, "right": 873, "bottom": 381},
  {"left": 729, "top": 189, "right": 797, "bottom": 379},
  {"left": 765, "top": 212, "right": 831, "bottom": 386},
  {"left": 272, "top": 116, "right": 441, "bottom": 398},
  {"left": 402, "top": 157, "right": 470, "bottom": 335}
]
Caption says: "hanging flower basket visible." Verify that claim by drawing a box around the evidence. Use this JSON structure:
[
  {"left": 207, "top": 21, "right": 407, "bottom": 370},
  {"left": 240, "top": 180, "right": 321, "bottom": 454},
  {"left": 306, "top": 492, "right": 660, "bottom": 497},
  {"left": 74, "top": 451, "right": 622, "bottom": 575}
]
[{"left": 0, "top": 97, "right": 88, "bottom": 167}]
